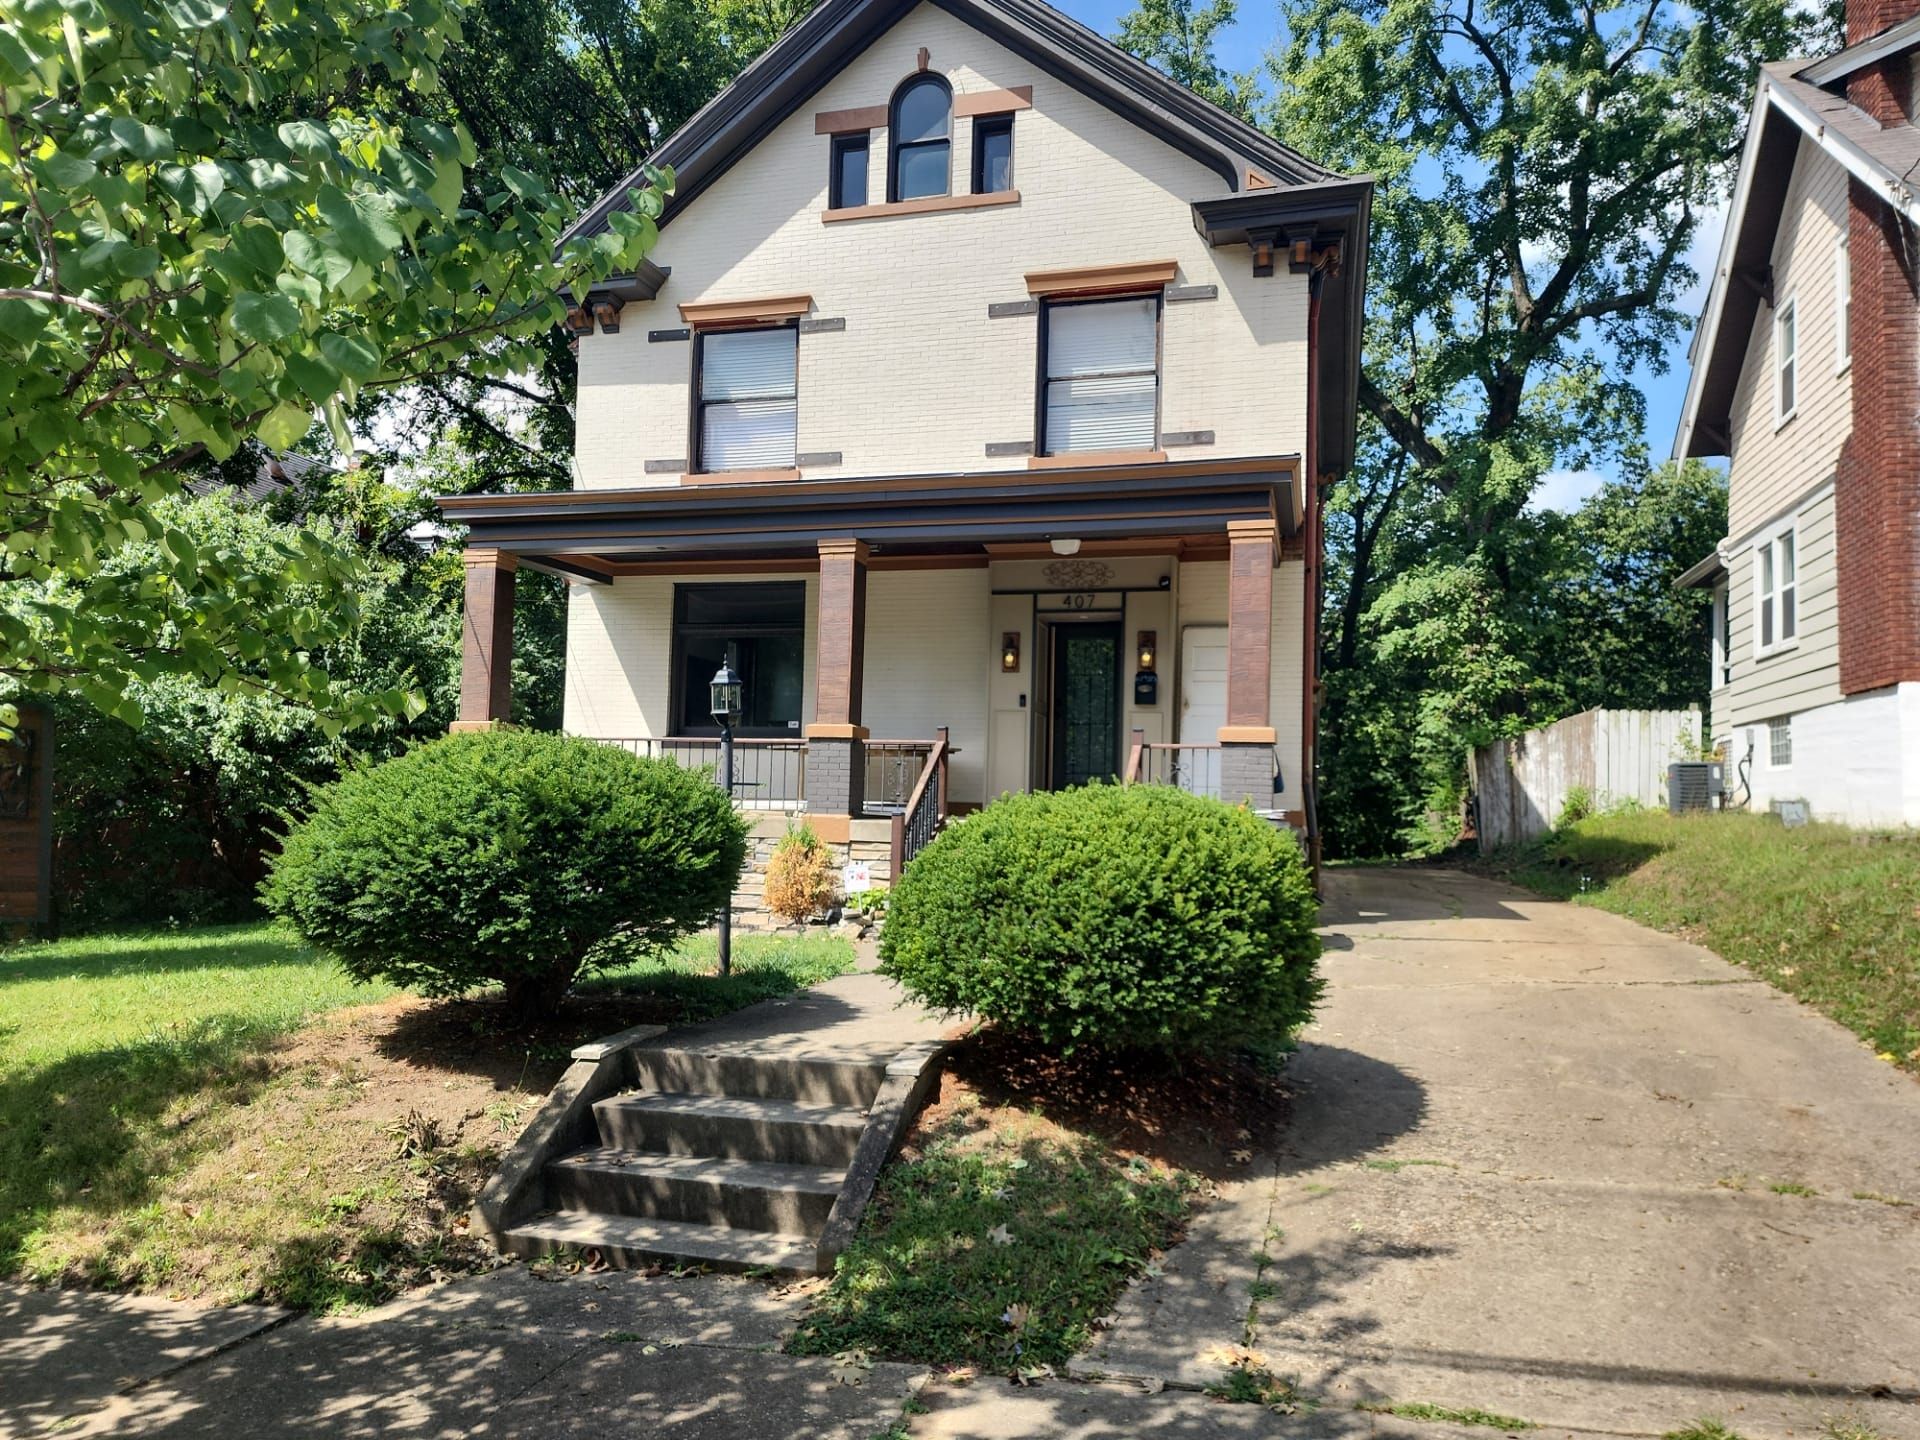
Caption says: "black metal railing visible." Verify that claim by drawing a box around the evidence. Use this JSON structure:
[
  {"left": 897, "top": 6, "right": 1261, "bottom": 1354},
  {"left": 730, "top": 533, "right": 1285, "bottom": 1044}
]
[
  {"left": 598, "top": 737, "right": 807, "bottom": 810},
  {"left": 863, "top": 739, "right": 933, "bottom": 814},
  {"left": 1123, "top": 734, "right": 1223, "bottom": 799},
  {"left": 890, "top": 726, "right": 950, "bottom": 875}
]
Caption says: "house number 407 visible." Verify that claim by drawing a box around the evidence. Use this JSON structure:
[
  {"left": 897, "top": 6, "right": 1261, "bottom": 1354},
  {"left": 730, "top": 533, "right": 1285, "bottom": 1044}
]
[{"left": 1061, "top": 592, "right": 1097, "bottom": 610}]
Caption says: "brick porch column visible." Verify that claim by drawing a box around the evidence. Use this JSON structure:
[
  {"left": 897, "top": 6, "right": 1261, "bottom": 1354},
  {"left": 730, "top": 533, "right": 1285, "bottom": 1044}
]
[
  {"left": 1219, "top": 519, "right": 1278, "bottom": 807},
  {"left": 807, "top": 538, "right": 868, "bottom": 828},
  {"left": 452, "top": 547, "right": 516, "bottom": 731}
]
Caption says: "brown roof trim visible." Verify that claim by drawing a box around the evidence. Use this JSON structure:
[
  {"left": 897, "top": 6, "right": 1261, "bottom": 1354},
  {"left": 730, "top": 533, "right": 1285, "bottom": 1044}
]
[
  {"left": 678, "top": 468, "right": 802, "bottom": 485},
  {"left": 954, "top": 84, "right": 1033, "bottom": 116},
  {"left": 678, "top": 294, "right": 812, "bottom": 326},
  {"left": 445, "top": 453, "right": 1299, "bottom": 513},
  {"left": 1025, "top": 260, "right": 1177, "bottom": 296},
  {"left": 823, "top": 190, "right": 1020, "bottom": 223}
]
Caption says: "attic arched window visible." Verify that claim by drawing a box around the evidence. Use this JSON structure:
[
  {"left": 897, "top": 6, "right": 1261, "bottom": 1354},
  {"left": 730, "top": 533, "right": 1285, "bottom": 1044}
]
[{"left": 889, "top": 74, "right": 951, "bottom": 202}]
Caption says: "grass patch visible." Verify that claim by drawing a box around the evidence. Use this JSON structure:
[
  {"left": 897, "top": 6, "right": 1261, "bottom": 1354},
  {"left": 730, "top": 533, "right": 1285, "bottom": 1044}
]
[
  {"left": 583, "top": 931, "right": 855, "bottom": 1022},
  {"left": 1769, "top": 1181, "right": 1819, "bottom": 1198},
  {"left": 787, "top": 1089, "right": 1196, "bottom": 1371},
  {"left": 1206, "top": 1356, "right": 1312, "bottom": 1411},
  {"left": 1484, "top": 811, "right": 1920, "bottom": 1072},
  {"left": 1360, "top": 1400, "right": 1536, "bottom": 1430},
  {"left": 1362, "top": 1158, "right": 1454, "bottom": 1173},
  {"left": 1664, "top": 1422, "right": 1748, "bottom": 1440},
  {"left": 3, "top": 923, "right": 853, "bottom": 1308}
]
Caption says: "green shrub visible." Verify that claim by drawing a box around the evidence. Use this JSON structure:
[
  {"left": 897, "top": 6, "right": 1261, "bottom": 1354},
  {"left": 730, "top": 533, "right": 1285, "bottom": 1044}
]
[
  {"left": 763, "top": 823, "right": 840, "bottom": 925},
  {"left": 262, "top": 730, "right": 748, "bottom": 1021},
  {"left": 879, "top": 785, "right": 1322, "bottom": 1057}
]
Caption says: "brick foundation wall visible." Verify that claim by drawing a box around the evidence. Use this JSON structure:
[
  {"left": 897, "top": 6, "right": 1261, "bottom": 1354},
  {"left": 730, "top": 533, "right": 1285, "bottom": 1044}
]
[{"left": 1835, "top": 43, "right": 1920, "bottom": 695}]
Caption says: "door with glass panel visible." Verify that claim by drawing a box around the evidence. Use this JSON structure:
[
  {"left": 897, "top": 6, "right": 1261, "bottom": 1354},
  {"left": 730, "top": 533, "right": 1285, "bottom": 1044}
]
[{"left": 1049, "top": 624, "right": 1122, "bottom": 788}]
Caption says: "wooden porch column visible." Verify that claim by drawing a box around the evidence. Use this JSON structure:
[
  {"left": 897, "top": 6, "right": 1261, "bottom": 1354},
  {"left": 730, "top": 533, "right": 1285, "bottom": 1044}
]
[
  {"left": 453, "top": 548, "right": 517, "bottom": 731},
  {"left": 807, "top": 538, "right": 868, "bottom": 827},
  {"left": 1220, "top": 519, "right": 1278, "bottom": 808}
]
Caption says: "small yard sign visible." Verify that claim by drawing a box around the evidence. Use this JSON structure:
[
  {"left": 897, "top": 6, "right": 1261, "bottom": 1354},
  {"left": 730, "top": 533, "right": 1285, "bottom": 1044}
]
[{"left": 842, "top": 860, "right": 872, "bottom": 893}]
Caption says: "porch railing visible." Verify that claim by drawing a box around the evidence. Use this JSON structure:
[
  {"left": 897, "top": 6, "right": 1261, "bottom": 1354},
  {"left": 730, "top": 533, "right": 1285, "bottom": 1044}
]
[
  {"left": 1123, "top": 729, "right": 1223, "bottom": 799},
  {"left": 598, "top": 737, "right": 807, "bottom": 811},
  {"left": 890, "top": 726, "right": 951, "bottom": 876},
  {"left": 863, "top": 739, "right": 933, "bottom": 814}
]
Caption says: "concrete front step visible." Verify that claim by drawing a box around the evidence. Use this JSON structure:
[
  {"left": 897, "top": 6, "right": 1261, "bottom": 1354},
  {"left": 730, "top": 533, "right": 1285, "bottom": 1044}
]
[
  {"left": 501, "top": 1211, "right": 819, "bottom": 1276},
  {"left": 546, "top": 1148, "right": 844, "bottom": 1234},
  {"left": 593, "top": 1091, "right": 870, "bottom": 1168},
  {"left": 630, "top": 1047, "right": 889, "bottom": 1107}
]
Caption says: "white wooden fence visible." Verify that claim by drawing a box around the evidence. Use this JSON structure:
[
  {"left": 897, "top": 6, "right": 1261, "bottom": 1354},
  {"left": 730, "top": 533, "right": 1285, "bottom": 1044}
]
[{"left": 1471, "top": 707, "right": 1702, "bottom": 851}]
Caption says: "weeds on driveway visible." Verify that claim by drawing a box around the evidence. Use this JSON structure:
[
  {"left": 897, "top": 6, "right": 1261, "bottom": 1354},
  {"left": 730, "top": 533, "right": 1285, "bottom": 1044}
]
[{"left": 1360, "top": 1400, "right": 1537, "bottom": 1430}]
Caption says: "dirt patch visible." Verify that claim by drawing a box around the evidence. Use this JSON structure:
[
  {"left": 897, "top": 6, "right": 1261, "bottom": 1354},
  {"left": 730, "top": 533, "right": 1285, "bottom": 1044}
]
[{"left": 925, "top": 1028, "right": 1290, "bottom": 1179}]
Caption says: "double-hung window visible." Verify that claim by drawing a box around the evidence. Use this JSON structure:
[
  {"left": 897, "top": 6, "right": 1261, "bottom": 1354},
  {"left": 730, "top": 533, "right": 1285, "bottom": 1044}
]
[
  {"left": 696, "top": 325, "right": 797, "bottom": 472},
  {"left": 1754, "top": 527, "right": 1798, "bottom": 654},
  {"left": 1040, "top": 295, "right": 1159, "bottom": 455},
  {"left": 1775, "top": 296, "right": 1798, "bottom": 425},
  {"left": 972, "top": 114, "right": 1013, "bottom": 193},
  {"left": 889, "top": 75, "right": 951, "bottom": 201},
  {"left": 672, "top": 583, "right": 805, "bottom": 737}
]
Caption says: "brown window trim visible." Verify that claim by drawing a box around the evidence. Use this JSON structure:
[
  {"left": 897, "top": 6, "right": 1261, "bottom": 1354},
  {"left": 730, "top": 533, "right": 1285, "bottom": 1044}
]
[
  {"left": 678, "top": 294, "right": 813, "bottom": 327},
  {"left": 815, "top": 104, "right": 888, "bottom": 134},
  {"left": 676, "top": 468, "right": 803, "bottom": 485},
  {"left": 954, "top": 85, "right": 1033, "bottom": 116},
  {"left": 1026, "top": 450, "right": 1168, "bottom": 470},
  {"left": 1026, "top": 260, "right": 1178, "bottom": 297},
  {"left": 822, "top": 189, "right": 1019, "bottom": 223}
]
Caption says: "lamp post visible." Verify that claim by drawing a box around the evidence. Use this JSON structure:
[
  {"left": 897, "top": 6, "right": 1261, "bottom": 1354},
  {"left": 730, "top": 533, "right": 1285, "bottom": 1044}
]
[{"left": 708, "top": 661, "right": 743, "bottom": 977}]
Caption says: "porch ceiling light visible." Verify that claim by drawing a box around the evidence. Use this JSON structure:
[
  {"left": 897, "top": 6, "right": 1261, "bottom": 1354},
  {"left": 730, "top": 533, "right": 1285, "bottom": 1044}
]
[
  {"left": 1049, "top": 537, "right": 1081, "bottom": 556},
  {"left": 709, "top": 663, "right": 743, "bottom": 726}
]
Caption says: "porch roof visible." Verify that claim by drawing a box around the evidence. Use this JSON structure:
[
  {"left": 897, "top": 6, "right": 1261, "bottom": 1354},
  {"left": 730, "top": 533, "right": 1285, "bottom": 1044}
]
[{"left": 437, "top": 454, "right": 1298, "bottom": 579}]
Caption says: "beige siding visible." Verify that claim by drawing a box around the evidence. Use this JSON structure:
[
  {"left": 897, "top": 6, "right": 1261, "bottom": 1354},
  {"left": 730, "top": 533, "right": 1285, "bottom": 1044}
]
[
  {"left": 861, "top": 568, "right": 992, "bottom": 804},
  {"left": 1723, "top": 135, "right": 1853, "bottom": 538},
  {"left": 573, "top": 1, "right": 1307, "bottom": 486},
  {"left": 1721, "top": 484, "right": 1842, "bottom": 727}
]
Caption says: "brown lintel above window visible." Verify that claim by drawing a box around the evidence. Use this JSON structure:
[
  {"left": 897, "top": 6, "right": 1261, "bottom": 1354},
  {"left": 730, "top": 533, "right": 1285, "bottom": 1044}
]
[
  {"left": 822, "top": 190, "right": 1020, "bottom": 223},
  {"left": 1028, "top": 449, "right": 1168, "bottom": 470},
  {"left": 677, "top": 294, "right": 812, "bottom": 327},
  {"left": 954, "top": 85, "right": 1033, "bottom": 116},
  {"left": 1025, "top": 260, "right": 1178, "bottom": 297},
  {"left": 814, "top": 104, "right": 888, "bottom": 135}
]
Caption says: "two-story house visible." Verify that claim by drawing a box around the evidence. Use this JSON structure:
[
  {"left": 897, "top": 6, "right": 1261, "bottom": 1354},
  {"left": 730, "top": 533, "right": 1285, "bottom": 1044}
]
[
  {"left": 1676, "top": 0, "right": 1920, "bottom": 827},
  {"left": 438, "top": 0, "right": 1370, "bottom": 878}
]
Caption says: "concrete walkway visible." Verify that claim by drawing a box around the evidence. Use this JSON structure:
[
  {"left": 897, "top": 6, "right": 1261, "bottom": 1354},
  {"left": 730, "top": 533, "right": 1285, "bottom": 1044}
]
[{"left": 1073, "top": 866, "right": 1920, "bottom": 1440}]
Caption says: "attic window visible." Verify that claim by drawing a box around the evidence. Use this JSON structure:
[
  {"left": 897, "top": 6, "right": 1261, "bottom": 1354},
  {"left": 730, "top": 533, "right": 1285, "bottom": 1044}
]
[
  {"left": 972, "top": 114, "right": 1013, "bottom": 194},
  {"left": 890, "top": 75, "right": 951, "bottom": 201},
  {"left": 831, "top": 134, "right": 869, "bottom": 209}
]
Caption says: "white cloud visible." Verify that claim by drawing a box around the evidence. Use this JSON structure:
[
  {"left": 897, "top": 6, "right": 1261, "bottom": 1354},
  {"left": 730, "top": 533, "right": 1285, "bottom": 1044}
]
[{"left": 1527, "top": 468, "right": 1608, "bottom": 514}]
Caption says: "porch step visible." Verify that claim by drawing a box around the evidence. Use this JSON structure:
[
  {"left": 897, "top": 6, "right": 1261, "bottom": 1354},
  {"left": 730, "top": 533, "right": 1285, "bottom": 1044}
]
[
  {"left": 592, "top": 1091, "right": 870, "bottom": 1168},
  {"left": 546, "top": 1148, "right": 844, "bottom": 1233},
  {"left": 501, "top": 1212, "right": 818, "bottom": 1276},
  {"left": 630, "top": 1046, "right": 889, "bottom": 1107}
]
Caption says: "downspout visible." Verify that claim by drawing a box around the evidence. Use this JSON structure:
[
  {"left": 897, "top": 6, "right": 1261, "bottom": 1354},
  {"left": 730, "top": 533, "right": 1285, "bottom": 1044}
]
[{"left": 1302, "top": 268, "right": 1325, "bottom": 877}]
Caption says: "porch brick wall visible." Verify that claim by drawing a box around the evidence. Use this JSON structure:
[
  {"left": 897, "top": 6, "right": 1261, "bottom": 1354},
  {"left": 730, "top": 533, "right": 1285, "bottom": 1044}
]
[
  {"left": 1176, "top": 558, "right": 1307, "bottom": 803},
  {"left": 572, "top": 1, "right": 1308, "bottom": 487}
]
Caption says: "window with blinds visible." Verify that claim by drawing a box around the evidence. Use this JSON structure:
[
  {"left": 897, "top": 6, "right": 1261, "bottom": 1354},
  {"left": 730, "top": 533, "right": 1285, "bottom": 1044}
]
[
  {"left": 697, "top": 326, "right": 798, "bottom": 472},
  {"left": 1042, "top": 296, "right": 1159, "bottom": 455}
]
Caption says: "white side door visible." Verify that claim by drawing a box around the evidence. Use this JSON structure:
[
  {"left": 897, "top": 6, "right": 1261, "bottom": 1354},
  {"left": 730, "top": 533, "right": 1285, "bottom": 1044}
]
[{"left": 1178, "top": 626, "right": 1228, "bottom": 798}]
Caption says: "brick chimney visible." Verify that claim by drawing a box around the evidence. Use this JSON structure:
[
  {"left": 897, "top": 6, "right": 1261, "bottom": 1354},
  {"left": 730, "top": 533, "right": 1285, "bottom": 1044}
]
[{"left": 1834, "top": 0, "right": 1920, "bottom": 697}]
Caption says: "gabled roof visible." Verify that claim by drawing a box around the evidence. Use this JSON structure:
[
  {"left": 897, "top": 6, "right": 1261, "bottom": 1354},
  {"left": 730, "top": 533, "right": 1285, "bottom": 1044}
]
[
  {"left": 562, "top": 0, "right": 1344, "bottom": 244},
  {"left": 1675, "top": 47, "right": 1920, "bottom": 459}
]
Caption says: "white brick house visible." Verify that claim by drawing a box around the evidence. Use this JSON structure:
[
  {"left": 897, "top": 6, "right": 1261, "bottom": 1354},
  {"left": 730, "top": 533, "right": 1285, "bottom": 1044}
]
[{"left": 439, "top": 0, "right": 1370, "bottom": 874}]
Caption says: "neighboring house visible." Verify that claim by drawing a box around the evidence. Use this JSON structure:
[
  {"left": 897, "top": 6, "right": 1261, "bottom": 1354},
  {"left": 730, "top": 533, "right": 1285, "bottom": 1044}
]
[
  {"left": 185, "top": 448, "right": 330, "bottom": 507},
  {"left": 438, "top": 0, "right": 1369, "bottom": 874},
  {"left": 1675, "top": 0, "right": 1920, "bottom": 827}
]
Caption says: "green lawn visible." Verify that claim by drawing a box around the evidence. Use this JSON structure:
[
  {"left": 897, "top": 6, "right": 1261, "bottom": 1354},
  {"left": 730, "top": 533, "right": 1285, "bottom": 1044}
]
[
  {"left": 1486, "top": 810, "right": 1920, "bottom": 1072},
  {"left": 2, "top": 922, "right": 855, "bottom": 1304}
]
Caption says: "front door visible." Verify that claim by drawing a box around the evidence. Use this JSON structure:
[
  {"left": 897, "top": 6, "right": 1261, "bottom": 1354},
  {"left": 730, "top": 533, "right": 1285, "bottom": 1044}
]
[{"left": 1050, "top": 624, "right": 1122, "bottom": 787}]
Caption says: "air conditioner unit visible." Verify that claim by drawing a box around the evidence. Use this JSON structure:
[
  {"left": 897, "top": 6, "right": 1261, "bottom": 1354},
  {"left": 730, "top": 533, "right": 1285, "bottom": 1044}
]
[{"left": 1668, "top": 761, "right": 1722, "bottom": 813}]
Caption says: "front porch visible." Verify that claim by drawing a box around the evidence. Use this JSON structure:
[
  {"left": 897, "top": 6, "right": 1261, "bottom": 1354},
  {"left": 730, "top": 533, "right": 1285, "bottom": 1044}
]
[{"left": 440, "top": 455, "right": 1314, "bottom": 882}]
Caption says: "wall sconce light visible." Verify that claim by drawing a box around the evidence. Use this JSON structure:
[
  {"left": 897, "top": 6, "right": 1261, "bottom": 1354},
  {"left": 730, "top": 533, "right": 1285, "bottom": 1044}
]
[
  {"left": 1048, "top": 537, "right": 1081, "bottom": 556},
  {"left": 1001, "top": 632, "right": 1021, "bottom": 673},
  {"left": 1136, "top": 630, "right": 1157, "bottom": 672}
]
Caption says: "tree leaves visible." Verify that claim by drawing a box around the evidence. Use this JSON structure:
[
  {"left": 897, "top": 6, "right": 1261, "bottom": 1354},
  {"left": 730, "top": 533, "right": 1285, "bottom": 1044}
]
[
  {"left": 108, "top": 116, "right": 173, "bottom": 160},
  {"left": 315, "top": 184, "right": 405, "bottom": 264},
  {"left": 229, "top": 291, "right": 303, "bottom": 344}
]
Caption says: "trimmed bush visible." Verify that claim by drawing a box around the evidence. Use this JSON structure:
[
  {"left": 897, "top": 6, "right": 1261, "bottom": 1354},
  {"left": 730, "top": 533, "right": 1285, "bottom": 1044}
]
[
  {"left": 763, "top": 823, "right": 840, "bottom": 925},
  {"left": 879, "top": 785, "right": 1321, "bottom": 1057},
  {"left": 262, "top": 730, "right": 748, "bottom": 1021}
]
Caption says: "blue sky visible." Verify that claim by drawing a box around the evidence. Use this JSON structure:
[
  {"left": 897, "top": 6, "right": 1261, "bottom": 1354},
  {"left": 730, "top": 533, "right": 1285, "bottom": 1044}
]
[{"left": 1057, "top": 0, "right": 1714, "bottom": 511}]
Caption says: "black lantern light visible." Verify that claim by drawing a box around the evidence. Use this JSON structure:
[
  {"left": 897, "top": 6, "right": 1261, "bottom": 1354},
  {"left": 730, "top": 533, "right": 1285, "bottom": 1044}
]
[
  {"left": 709, "top": 660, "right": 742, "bottom": 976},
  {"left": 709, "top": 662, "right": 743, "bottom": 727}
]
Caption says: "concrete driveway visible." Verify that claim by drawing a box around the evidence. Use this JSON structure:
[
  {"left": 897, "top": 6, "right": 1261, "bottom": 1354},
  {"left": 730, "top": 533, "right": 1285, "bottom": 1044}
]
[{"left": 1076, "top": 865, "right": 1920, "bottom": 1440}]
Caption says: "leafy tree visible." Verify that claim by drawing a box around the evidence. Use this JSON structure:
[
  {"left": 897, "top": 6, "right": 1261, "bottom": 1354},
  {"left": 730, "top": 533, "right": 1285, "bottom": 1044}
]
[
  {"left": 0, "top": 0, "right": 666, "bottom": 733},
  {"left": 1114, "top": 0, "right": 1261, "bottom": 124},
  {"left": 1255, "top": 0, "right": 1815, "bottom": 852}
]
